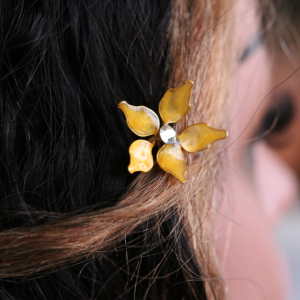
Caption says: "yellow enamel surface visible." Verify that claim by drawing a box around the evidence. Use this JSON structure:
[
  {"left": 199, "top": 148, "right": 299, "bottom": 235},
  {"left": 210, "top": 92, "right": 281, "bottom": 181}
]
[
  {"left": 128, "top": 140, "right": 154, "bottom": 173},
  {"left": 119, "top": 101, "right": 160, "bottom": 137},
  {"left": 159, "top": 80, "right": 194, "bottom": 124},
  {"left": 178, "top": 123, "right": 228, "bottom": 153},
  {"left": 157, "top": 144, "right": 187, "bottom": 183}
]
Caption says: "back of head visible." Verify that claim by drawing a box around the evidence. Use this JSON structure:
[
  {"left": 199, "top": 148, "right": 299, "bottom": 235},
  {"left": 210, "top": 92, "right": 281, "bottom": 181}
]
[{"left": 0, "top": 0, "right": 234, "bottom": 299}]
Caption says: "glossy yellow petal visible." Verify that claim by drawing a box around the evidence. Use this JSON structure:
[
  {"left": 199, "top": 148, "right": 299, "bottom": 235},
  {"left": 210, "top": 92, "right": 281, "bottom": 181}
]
[
  {"left": 159, "top": 80, "right": 194, "bottom": 124},
  {"left": 119, "top": 101, "right": 160, "bottom": 137},
  {"left": 128, "top": 140, "right": 154, "bottom": 173},
  {"left": 178, "top": 123, "right": 228, "bottom": 153},
  {"left": 157, "top": 144, "right": 187, "bottom": 183}
]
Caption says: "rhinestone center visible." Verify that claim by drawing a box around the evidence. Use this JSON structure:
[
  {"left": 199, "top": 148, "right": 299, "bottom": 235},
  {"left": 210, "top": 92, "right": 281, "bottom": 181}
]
[{"left": 159, "top": 124, "right": 177, "bottom": 145}]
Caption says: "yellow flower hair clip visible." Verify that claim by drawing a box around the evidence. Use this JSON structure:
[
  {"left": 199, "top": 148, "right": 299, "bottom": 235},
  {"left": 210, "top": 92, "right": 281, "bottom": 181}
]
[{"left": 118, "top": 80, "right": 228, "bottom": 183}]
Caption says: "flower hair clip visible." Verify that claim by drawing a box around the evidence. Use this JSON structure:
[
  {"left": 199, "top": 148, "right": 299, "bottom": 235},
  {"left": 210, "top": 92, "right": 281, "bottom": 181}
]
[{"left": 118, "top": 80, "right": 228, "bottom": 183}]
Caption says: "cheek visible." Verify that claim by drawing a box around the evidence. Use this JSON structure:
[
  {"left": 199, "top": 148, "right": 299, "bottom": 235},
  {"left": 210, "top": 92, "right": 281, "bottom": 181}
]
[
  {"left": 218, "top": 40, "right": 298, "bottom": 300},
  {"left": 228, "top": 44, "right": 298, "bottom": 218},
  {"left": 252, "top": 141, "right": 299, "bottom": 225}
]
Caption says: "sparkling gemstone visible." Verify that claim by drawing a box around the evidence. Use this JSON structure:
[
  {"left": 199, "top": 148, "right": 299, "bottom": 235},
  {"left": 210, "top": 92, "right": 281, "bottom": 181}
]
[{"left": 159, "top": 124, "right": 177, "bottom": 144}]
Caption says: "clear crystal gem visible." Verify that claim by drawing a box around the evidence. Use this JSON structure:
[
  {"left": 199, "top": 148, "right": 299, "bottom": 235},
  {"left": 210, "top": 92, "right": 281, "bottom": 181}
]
[{"left": 159, "top": 124, "right": 177, "bottom": 144}]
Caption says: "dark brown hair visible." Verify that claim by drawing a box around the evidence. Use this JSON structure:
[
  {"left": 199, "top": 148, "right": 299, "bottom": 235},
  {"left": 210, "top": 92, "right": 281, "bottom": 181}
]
[{"left": 0, "top": 0, "right": 235, "bottom": 299}]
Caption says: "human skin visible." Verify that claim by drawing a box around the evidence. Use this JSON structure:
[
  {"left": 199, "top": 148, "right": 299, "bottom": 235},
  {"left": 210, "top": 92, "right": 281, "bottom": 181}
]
[
  {"left": 267, "top": 51, "right": 300, "bottom": 179},
  {"left": 216, "top": 1, "right": 299, "bottom": 299}
]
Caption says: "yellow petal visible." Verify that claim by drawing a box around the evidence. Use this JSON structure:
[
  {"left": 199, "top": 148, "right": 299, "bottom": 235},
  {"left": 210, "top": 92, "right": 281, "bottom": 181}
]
[
  {"left": 157, "top": 144, "right": 187, "bottom": 183},
  {"left": 119, "top": 101, "right": 160, "bottom": 137},
  {"left": 178, "top": 123, "right": 228, "bottom": 153},
  {"left": 128, "top": 140, "right": 154, "bottom": 173},
  {"left": 159, "top": 80, "right": 194, "bottom": 124}
]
